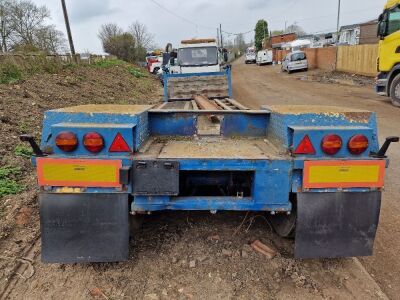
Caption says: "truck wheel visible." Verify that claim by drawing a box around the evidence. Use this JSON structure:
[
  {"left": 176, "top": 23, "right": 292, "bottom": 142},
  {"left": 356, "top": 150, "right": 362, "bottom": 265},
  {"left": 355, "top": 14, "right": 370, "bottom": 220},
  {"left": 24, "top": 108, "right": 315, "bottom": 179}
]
[
  {"left": 267, "top": 197, "right": 296, "bottom": 239},
  {"left": 390, "top": 74, "right": 400, "bottom": 107},
  {"left": 152, "top": 67, "right": 160, "bottom": 75},
  {"left": 130, "top": 214, "right": 144, "bottom": 237}
]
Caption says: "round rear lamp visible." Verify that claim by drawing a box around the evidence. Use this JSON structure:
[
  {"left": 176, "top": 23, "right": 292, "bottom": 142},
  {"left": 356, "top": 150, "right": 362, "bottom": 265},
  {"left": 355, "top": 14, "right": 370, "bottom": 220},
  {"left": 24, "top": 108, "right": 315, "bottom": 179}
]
[
  {"left": 348, "top": 134, "right": 369, "bottom": 155},
  {"left": 83, "top": 132, "right": 104, "bottom": 153},
  {"left": 55, "top": 131, "right": 78, "bottom": 152},
  {"left": 321, "top": 134, "right": 342, "bottom": 155}
]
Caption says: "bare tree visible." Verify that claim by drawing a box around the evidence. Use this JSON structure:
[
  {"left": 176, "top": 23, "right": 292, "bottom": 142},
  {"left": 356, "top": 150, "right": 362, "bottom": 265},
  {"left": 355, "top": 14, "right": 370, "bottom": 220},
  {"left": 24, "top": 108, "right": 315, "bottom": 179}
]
[
  {"left": 103, "top": 33, "right": 136, "bottom": 62},
  {"left": 98, "top": 23, "right": 123, "bottom": 46},
  {"left": 8, "top": 0, "right": 50, "bottom": 46},
  {"left": 35, "top": 25, "right": 67, "bottom": 54},
  {"left": 128, "top": 21, "right": 154, "bottom": 60},
  {"left": 0, "top": 0, "right": 14, "bottom": 52},
  {"left": 286, "top": 23, "right": 306, "bottom": 36}
]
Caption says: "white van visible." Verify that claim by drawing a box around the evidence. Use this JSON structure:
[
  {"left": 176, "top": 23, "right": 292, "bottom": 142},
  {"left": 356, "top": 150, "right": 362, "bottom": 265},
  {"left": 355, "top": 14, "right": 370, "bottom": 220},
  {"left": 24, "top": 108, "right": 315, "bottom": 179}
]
[
  {"left": 256, "top": 50, "right": 273, "bottom": 66},
  {"left": 245, "top": 47, "right": 256, "bottom": 64}
]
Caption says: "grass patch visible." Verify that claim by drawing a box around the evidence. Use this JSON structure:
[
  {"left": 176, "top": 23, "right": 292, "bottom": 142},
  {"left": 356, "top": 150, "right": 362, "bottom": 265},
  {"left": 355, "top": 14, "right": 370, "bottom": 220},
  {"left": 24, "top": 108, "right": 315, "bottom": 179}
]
[
  {"left": 92, "top": 59, "right": 146, "bottom": 78},
  {"left": 0, "top": 167, "right": 23, "bottom": 197},
  {"left": 128, "top": 66, "right": 145, "bottom": 78},
  {"left": 0, "top": 61, "right": 23, "bottom": 84},
  {"left": 92, "top": 59, "right": 127, "bottom": 68},
  {"left": 15, "top": 145, "right": 33, "bottom": 158}
]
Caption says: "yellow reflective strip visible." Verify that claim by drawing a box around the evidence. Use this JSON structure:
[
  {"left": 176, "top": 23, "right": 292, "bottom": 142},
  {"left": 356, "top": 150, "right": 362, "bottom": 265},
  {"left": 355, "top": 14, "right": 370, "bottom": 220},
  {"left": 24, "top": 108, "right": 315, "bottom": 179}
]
[
  {"left": 42, "top": 163, "right": 117, "bottom": 183},
  {"left": 308, "top": 165, "right": 380, "bottom": 183}
]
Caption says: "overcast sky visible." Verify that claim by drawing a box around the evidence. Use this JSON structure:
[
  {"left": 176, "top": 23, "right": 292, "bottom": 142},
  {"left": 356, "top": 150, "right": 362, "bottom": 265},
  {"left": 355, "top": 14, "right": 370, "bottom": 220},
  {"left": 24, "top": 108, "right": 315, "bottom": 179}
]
[{"left": 34, "top": 0, "right": 387, "bottom": 53}]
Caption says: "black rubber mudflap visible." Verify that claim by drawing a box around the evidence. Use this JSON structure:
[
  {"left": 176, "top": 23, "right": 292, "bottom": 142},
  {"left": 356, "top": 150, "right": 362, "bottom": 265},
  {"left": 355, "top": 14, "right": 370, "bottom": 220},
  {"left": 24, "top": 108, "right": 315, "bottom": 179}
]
[
  {"left": 40, "top": 193, "right": 129, "bottom": 263},
  {"left": 295, "top": 191, "right": 381, "bottom": 259}
]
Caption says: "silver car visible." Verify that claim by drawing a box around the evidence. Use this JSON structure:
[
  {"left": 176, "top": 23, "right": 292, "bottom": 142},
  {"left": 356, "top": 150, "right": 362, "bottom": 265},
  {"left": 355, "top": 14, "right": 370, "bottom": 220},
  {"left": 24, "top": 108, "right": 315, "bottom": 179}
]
[{"left": 282, "top": 51, "right": 308, "bottom": 74}]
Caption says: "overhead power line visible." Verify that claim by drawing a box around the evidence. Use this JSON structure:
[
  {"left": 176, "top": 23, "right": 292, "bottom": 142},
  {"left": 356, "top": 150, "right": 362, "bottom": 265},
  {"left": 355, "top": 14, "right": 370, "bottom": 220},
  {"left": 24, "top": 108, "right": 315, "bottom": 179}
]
[{"left": 148, "top": 0, "right": 215, "bottom": 30}]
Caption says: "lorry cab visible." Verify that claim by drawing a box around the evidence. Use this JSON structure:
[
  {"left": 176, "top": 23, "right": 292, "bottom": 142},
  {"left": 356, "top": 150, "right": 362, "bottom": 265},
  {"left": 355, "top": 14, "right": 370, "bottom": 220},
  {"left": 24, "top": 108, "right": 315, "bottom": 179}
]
[
  {"left": 376, "top": 1, "right": 400, "bottom": 106},
  {"left": 177, "top": 39, "right": 221, "bottom": 74},
  {"left": 282, "top": 51, "right": 308, "bottom": 74}
]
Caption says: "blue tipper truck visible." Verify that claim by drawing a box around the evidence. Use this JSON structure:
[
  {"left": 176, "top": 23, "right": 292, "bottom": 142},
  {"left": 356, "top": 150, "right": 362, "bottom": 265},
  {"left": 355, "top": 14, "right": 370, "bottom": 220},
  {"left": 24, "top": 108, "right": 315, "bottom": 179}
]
[{"left": 21, "top": 66, "right": 399, "bottom": 263}]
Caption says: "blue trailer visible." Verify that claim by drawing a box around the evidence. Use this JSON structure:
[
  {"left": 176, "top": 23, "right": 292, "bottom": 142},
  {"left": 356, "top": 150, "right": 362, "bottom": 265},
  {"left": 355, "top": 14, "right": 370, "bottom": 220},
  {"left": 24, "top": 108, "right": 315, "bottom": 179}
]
[{"left": 23, "top": 68, "right": 398, "bottom": 263}]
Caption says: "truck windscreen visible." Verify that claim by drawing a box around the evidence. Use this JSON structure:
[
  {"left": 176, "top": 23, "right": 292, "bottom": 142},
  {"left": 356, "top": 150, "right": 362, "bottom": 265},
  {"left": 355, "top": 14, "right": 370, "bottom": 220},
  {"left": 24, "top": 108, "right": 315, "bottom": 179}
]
[{"left": 178, "top": 47, "right": 218, "bottom": 66}]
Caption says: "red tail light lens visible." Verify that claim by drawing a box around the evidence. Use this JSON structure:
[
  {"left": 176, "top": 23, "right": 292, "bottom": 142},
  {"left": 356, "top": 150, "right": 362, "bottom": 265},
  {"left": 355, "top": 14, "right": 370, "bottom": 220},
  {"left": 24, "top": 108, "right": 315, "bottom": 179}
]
[
  {"left": 348, "top": 134, "right": 369, "bottom": 155},
  {"left": 83, "top": 132, "right": 104, "bottom": 153},
  {"left": 321, "top": 134, "right": 342, "bottom": 155},
  {"left": 55, "top": 131, "right": 78, "bottom": 152}
]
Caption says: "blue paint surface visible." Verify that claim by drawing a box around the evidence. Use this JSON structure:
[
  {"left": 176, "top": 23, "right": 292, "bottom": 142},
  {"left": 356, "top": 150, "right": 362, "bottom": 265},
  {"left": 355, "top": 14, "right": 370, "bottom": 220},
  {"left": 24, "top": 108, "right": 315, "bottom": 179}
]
[{"left": 36, "top": 103, "right": 387, "bottom": 213}]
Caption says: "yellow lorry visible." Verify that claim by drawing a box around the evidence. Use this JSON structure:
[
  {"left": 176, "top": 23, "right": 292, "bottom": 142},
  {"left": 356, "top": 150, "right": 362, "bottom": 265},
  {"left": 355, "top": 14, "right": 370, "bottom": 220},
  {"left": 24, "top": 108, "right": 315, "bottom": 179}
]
[{"left": 376, "top": 0, "right": 400, "bottom": 106}]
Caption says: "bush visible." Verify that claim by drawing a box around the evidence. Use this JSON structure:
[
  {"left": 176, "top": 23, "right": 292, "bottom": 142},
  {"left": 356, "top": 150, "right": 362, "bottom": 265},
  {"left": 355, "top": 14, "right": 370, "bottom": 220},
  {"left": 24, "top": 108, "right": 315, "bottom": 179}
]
[
  {"left": 15, "top": 145, "right": 33, "bottom": 158},
  {"left": 0, "top": 61, "right": 23, "bottom": 84},
  {"left": 0, "top": 167, "right": 23, "bottom": 197}
]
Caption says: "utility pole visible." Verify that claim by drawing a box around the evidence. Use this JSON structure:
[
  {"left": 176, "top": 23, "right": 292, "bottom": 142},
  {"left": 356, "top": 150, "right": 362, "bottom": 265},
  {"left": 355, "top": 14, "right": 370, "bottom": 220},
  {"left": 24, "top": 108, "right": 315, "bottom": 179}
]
[
  {"left": 335, "top": 0, "right": 341, "bottom": 70},
  {"left": 220, "top": 24, "right": 223, "bottom": 48},
  {"left": 217, "top": 28, "right": 220, "bottom": 47},
  {"left": 61, "top": 0, "right": 76, "bottom": 61},
  {"left": 336, "top": 0, "right": 341, "bottom": 41}
]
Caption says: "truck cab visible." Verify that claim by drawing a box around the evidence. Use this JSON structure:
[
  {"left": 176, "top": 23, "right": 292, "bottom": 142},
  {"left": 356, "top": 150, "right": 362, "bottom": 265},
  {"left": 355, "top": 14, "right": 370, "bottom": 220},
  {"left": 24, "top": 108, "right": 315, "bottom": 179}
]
[
  {"left": 376, "top": 0, "right": 400, "bottom": 106},
  {"left": 176, "top": 39, "right": 221, "bottom": 74}
]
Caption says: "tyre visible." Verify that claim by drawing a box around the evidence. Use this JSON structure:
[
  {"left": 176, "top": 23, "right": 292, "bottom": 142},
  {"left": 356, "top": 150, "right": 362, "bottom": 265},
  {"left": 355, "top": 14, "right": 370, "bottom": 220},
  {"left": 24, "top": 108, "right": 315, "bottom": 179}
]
[
  {"left": 390, "top": 73, "right": 400, "bottom": 107},
  {"left": 267, "top": 195, "right": 296, "bottom": 239},
  {"left": 130, "top": 214, "right": 144, "bottom": 237},
  {"left": 152, "top": 67, "right": 160, "bottom": 75},
  {"left": 287, "top": 69, "right": 292, "bottom": 74}
]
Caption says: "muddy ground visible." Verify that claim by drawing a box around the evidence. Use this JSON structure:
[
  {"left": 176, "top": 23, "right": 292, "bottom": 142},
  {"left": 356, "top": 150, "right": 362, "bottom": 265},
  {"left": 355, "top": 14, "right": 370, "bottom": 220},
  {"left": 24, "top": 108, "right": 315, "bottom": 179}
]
[{"left": 0, "top": 58, "right": 398, "bottom": 299}]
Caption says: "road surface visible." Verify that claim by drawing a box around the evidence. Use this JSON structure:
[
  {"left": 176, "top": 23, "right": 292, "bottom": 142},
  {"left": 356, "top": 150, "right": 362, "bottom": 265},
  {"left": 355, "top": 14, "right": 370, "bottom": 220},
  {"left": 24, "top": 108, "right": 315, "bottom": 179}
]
[{"left": 233, "top": 58, "right": 400, "bottom": 300}]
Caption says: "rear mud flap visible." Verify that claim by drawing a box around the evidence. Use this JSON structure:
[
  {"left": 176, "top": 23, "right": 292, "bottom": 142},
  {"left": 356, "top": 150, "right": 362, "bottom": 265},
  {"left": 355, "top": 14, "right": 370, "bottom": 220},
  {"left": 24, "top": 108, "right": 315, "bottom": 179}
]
[
  {"left": 40, "top": 193, "right": 129, "bottom": 263},
  {"left": 295, "top": 191, "right": 381, "bottom": 259}
]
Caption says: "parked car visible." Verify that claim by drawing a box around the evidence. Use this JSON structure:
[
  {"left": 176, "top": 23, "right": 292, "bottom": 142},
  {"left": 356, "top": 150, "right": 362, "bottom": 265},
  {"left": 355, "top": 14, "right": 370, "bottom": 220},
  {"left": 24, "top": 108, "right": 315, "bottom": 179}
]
[
  {"left": 282, "top": 51, "right": 308, "bottom": 74},
  {"left": 256, "top": 50, "right": 273, "bottom": 66}
]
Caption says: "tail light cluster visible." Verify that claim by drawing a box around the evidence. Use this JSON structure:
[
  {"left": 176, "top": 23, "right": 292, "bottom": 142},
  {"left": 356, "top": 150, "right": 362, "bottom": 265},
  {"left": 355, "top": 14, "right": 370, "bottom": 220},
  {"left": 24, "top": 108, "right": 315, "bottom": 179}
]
[
  {"left": 55, "top": 131, "right": 131, "bottom": 153},
  {"left": 295, "top": 134, "right": 369, "bottom": 156}
]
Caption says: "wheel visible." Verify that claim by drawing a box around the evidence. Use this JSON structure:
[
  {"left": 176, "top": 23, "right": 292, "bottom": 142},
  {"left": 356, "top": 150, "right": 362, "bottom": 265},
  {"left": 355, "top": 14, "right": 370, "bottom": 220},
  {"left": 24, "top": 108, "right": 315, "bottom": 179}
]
[
  {"left": 287, "top": 69, "right": 292, "bottom": 74},
  {"left": 267, "top": 195, "right": 296, "bottom": 239},
  {"left": 130, "top": 214, "right": 144, "bottom": 237},
  {"left": 390, "top": 73, "right": 400, "bottom": 107},
  {"left": 152, "top": 67, "right": 160, "bottom": 75}
]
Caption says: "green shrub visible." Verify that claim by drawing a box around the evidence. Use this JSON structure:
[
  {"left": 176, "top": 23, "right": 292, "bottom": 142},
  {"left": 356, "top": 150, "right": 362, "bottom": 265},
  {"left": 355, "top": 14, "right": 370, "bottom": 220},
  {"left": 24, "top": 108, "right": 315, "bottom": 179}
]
[
  {"left": 0, "top": 167, "right": 23, "bottom": 197},
  {"left": 128, "top": 66, "right": 144, "bottom": 78},
  {"left": 0, "top": 61, "right": 23, "bottom": 84},
  {"left": 15, "top": 145, "right": 33, "bottom": 158}
]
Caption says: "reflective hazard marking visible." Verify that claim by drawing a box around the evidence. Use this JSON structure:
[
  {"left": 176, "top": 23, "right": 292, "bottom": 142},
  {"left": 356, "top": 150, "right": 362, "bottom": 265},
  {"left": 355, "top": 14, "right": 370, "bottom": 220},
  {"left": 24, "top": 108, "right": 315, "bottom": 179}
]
[
  {"left": 303, "top": 160, "right": 385, "bottom": 189},
  {"left": 37, "top": 158, "right": 121, "bottom": 187}
]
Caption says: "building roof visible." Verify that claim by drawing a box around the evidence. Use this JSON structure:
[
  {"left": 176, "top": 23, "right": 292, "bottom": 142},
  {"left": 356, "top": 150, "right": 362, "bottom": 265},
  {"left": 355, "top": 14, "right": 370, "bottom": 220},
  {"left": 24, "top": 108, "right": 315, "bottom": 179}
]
[
  {"left": 271, "top": 32, "right": 296, "bottom": 38},
  {"left": 340, "top": 23, "right": 361, "bottom": 31}
]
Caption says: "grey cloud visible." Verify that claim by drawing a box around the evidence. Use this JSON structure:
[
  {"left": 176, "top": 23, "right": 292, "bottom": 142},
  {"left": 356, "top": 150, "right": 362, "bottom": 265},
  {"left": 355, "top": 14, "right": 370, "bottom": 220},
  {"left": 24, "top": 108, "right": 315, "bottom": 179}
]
[
  {"left": 245, "top": 0, "right": 269, "bottom": 10},
  {"left": 69, "top": 0, "right": 119, "bottom": 23}
]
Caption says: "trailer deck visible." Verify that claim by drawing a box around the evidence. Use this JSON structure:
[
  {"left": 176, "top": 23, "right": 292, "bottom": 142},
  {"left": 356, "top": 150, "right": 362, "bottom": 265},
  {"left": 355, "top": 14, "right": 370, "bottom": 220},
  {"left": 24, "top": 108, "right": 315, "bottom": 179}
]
[{"left": 136, "top": 136, "right": 284, "bottom": 160}]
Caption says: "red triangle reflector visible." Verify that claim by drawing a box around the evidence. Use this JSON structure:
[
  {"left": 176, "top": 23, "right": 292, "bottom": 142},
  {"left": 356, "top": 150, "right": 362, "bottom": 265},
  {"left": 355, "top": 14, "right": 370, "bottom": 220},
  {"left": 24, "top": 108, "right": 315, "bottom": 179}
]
[
  {"left": 294, "top": 135, "right": 316, "bottom": 155},
  {"left": 109, "top": 133, "right": 131, "bottom": 152}
]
